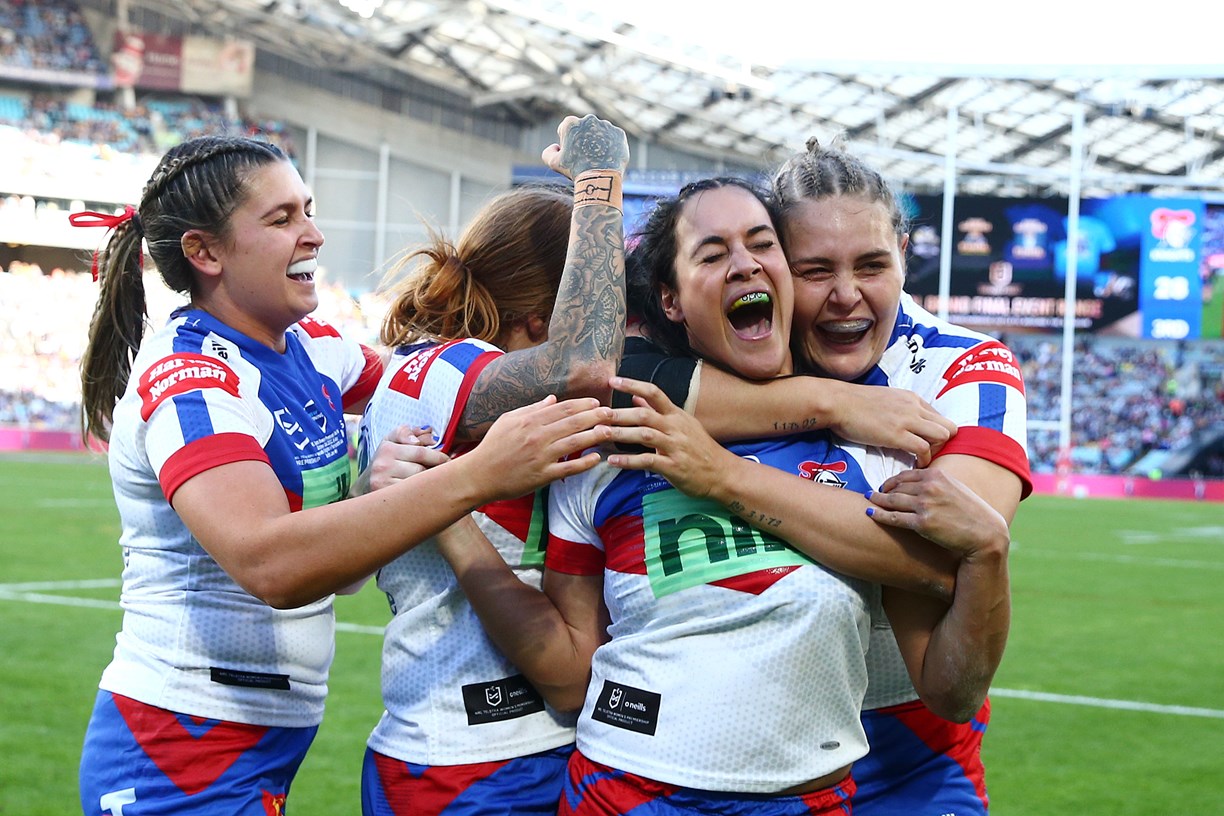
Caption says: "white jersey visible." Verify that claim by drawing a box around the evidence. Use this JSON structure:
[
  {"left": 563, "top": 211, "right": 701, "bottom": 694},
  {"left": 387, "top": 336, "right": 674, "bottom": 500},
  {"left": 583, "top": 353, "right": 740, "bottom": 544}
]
[
  {"left": 357, "top": 339, "right": 576, "bottom": 765},
  {"left": 862, "top": 293, "right": 1031, "bottom": 710},
  {"left": 100, "top": 309, "right": 381, "bottom": 727},
  {"left": 547, "top": 433, "right": 887, "bottom": 793}
]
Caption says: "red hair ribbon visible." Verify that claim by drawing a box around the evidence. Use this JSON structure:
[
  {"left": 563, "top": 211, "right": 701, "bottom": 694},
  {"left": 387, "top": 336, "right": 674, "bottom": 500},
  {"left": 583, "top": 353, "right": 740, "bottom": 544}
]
[{"left": 68, "top": 205, "right": 142, "bottom": 281}]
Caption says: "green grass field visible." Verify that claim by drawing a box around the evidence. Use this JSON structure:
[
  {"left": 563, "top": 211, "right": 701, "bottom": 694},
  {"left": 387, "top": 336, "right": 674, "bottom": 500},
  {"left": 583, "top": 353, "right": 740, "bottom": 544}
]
[{"left": 2, "top": 452, "right": 1221, "bottom": 814}]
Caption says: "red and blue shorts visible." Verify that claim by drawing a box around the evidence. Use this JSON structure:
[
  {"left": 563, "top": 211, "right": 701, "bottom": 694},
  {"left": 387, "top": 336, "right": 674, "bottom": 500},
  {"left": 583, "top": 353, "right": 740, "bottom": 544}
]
[
  {"left": 557, "top": 749, "right": 855, "bottom": 816},
  {"left": 852, "top": 698, "right": 990, "bottom": 816},
  {"left": 361, "top": 744, "right": 573, "bottom": 816},
  {"left": 79, "top": 690, "right": 316, "bottom": 815}
]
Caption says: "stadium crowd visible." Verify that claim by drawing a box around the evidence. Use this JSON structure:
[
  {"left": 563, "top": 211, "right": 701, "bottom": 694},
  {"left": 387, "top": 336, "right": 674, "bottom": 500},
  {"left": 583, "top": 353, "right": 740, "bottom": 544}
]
[
  {"left": 0, "top": 0, "right": 295, "bottom": 157},
  {"left": 0, "top": 260, "right": 383, "bottom": 430},
  {"left": 0, "top": 0, "right": 104, "bottom": 76},
  {"left": 0, "top": 0, "right": 1219, "bottom": 479},
  {"left": 1010, "top": 333, "right": 1224, "bottom": 475},
  {"left": 4, "top": 258, "right": 1223, "bottom": 476}
]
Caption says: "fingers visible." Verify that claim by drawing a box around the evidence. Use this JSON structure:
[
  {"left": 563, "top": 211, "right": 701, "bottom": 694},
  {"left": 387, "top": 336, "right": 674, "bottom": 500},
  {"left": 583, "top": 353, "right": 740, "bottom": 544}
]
[
  {"left": 541, "top": 142, "right": 566, "bottom": 177},
  {"left": 543, "top": 449, "right": 604, "bottom": 480},
  {"left": 864, "top": 504, "right": 921, "bottom": 531},
  {"left": 384, "top": 423, "right": 436, "bottom": 447},
  {"left": 610, "top": 376, "right": 673, "bottom": 413},
  {"left": 604, "top": 449, "right": 658, "bottom": 472},
  {"left": 555, "top": 114, "right": 630, "bottom": 176},
  {"left": 556, "top": 114, "right": 581, "bottom": 141}
]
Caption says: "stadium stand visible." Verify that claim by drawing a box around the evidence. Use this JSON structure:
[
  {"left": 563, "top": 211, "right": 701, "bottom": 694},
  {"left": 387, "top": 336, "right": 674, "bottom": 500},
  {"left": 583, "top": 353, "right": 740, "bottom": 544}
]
[{"left": 0, "top": 0, "right": 1221, "bottom": 486}]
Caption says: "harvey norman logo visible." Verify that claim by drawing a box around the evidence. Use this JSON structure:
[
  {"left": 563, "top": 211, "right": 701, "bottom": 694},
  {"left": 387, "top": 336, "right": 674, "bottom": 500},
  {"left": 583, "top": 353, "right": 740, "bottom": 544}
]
[
  {"left": 936, "top": 341, "right": 1024, "bottom": 398},
  {"left": 138, "top": 353, "right": 240, "bottom": 420}
]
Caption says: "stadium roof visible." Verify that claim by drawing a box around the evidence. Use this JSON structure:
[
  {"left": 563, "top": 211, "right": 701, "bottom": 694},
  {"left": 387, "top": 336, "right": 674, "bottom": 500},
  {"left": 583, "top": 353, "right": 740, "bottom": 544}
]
[{"left": 128, "top": 0, "right": 1224, "bottom": 199}]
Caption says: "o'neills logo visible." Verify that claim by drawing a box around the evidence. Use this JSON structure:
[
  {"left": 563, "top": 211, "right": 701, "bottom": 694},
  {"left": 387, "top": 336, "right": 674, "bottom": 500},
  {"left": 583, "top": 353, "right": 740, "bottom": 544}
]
[
  {"left": 389, "top": 340, "right": 458, "bottom": 399},
  {"left": 936, "top": 341, "right": 1025, "bottom": 398},
  {"left": 138, "top": 353, "right": 240, "bottom": 420}
]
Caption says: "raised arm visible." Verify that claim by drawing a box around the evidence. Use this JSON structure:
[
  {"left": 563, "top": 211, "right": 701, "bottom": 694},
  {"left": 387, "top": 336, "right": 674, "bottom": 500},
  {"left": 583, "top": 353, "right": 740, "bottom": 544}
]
[{"left": 454, "top": 115, "right": 629, "bottom": 440}]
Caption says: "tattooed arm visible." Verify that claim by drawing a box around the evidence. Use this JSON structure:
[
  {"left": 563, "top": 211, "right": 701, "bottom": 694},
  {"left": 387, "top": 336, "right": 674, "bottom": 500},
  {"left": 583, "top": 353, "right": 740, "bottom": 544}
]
[{"left": 453, "top": 114, "right": 630, "bottom": 441}]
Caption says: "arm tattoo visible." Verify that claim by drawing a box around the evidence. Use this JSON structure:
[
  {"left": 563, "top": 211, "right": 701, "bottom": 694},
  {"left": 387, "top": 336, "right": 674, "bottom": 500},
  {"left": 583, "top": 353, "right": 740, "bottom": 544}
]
[
  {"left": 728, "top": 501, "right": 784, "bottom": 529},
  {"left": 773, "top": 416, "right": 824, "bottom": 433},
  {"left": 560, "top": 116, "right": 630, "bottom": 175},
  {"left": 457, "top": 202, "right": 626, "bottom": 438}
]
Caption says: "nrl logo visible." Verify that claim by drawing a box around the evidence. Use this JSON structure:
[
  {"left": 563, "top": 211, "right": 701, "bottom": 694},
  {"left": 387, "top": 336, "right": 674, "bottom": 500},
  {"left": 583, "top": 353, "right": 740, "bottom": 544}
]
[{"left": 485, "top": 686, "right": 503, "bottom": 707}]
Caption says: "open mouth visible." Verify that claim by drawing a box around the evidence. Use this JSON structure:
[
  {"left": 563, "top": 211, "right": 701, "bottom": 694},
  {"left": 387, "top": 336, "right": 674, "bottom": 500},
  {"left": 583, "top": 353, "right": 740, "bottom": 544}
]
[
  {"left": 287, "top": 258, "right": 317, "bottom": 283},
  {"left": 727, "top": 291, "right": 773, "bottom": 340},
  {"left": 817, "top": 318, "right": 872, "bottom": 345}
]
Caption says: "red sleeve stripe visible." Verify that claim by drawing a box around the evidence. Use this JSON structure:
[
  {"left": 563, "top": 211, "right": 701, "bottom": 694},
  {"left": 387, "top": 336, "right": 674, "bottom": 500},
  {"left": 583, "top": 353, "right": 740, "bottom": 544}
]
[
  {"left": 159, "top": 432, "right": 270, "bottom": 503},
  {"left": 438, "top": 350, "right": 502, "bottom": 455},
  {"left": 596, "top": 515, "right": 647, "bottom": 574},
  {"left": 342, "top": 344, "right": 383, "bottom": 412},
  {"left": 545, "top": 534, "right": 606, "bottom": 575},
  {"left": 934, "top": 426, "right": 1033, "bottom": 499}
]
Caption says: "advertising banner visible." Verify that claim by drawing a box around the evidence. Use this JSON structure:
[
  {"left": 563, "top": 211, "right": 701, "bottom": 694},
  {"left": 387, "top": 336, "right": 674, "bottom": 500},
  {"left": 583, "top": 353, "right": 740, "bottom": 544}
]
[{"left": 111, "top": 32, "right": 253, "bottom": 97}]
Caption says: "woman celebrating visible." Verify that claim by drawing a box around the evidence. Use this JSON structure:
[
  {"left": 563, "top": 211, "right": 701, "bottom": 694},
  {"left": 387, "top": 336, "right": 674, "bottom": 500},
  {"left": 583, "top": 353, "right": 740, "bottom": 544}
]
[
  {"left": 355, "top": 114, "right": 630, "bottom": 814},
  {"left": 75, "top": 134, "right": 609, "bottom": 814},
  {"left": 426, "top": 177, "right": 1009, "bottom": 814},
  {"left": 617, "top": 140, "right": 1030, "bottom": 814}
]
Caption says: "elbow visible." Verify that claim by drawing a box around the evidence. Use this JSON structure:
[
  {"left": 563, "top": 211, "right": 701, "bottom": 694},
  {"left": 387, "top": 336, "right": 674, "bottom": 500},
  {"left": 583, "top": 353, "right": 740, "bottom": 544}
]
[
  {"left": 919, "top": 683, "right": 989, "bottom": 724},
  {"left": 240, "top": 570, "right": 327, "bottom": 610}
]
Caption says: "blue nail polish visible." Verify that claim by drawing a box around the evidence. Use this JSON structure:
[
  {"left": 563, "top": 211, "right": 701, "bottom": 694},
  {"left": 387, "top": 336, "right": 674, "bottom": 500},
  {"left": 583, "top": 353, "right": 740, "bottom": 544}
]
[
  {"left": 864, "top": 490, "right": 872, "bottom": 500},
  {"left": 865, "top": 507, "right": 875, "bottom": 517}
]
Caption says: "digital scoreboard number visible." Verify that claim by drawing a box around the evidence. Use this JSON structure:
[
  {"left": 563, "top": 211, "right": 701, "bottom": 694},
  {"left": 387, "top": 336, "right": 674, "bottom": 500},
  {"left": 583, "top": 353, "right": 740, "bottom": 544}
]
[{"left": 1139, "top": 200, "right": 1203, "bottom": 340}]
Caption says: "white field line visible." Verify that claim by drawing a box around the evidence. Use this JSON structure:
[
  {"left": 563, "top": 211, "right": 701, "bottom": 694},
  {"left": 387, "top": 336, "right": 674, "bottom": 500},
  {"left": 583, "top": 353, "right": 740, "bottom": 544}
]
[
  {"left": 1016, "top": 549, "right": 1224, "bottom": 571},
  {"left": 3, "top": 581, "right": 1221, "bottom": 720},
  {"left": 989, "top": 688, "right": 1224, "bottom": 720},
  {"left": 0, "top": 580, "right": 387, "bottom": 635}
]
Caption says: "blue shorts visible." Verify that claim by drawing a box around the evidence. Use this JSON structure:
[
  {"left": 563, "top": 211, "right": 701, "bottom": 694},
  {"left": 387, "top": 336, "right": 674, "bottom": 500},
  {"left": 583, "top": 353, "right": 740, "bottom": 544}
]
[
  {"left": 557, "top": 749, "right": 855, "bottom": 816},
  {"left": 79, "top": 690, "right": 316, "bottom": 815},
  {"left": 852, "top": 698, "right": 990, "bottom": 816},
  {"left": 361, "top": 744, "right": 573, "bottom": 816}
]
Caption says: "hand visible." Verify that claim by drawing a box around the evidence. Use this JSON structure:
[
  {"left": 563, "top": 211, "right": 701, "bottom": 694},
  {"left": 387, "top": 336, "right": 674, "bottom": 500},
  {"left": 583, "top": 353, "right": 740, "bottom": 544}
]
[
  {"left": 602, "top": 376, "right": 730, "bottom": 500},
  {"left": 355, "top": 425, "right": 448, "bottom": 497},
  {"left": 541, "top": 114, "right": 630, "bottom": 179},
  {"left": 824, "top": 382, "right": 957, "bottom": 467},
  {"left": 866, "top": 468, "right": 1009, "bottom": 561},
  {"left": 463, "top": 396, "right": 612, "bottom": 502}
]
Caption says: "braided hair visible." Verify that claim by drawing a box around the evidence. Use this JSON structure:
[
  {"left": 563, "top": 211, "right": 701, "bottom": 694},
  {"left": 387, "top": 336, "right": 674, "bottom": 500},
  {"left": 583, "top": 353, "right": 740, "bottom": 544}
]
[
  {"left": 770, "top": 135, "right": 909, "bottom": 239},
  {"left": 80, "top": 136, "right": 287, "bottom": 442}
]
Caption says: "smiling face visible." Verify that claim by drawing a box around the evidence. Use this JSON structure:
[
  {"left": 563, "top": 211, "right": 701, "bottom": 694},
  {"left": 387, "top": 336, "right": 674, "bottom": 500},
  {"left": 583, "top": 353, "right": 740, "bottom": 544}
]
[
  {"left": 784, "top": 195, "right": 906, "bottom": 382},
  {"left": 660, "top": 185, "right": 793, "bottom": 379},
  {"left": 197, "top": 160, "right": 324, "bottom": 349}
]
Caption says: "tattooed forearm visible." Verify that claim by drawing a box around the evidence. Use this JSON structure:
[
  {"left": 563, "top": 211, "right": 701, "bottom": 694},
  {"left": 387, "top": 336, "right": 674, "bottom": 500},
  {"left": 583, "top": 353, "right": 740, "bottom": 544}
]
[
  {"left": 727, "top": 501, "right": 784, "bottom": 529},
  {"left": 772, "top": 416, "right": 825, "bottom": 433},
  {"left": 456, "top": 171, "right": 626, "bottom": 440}
]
